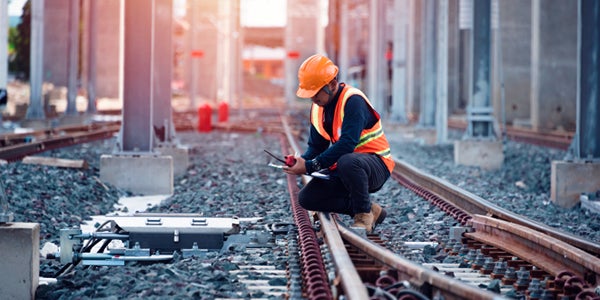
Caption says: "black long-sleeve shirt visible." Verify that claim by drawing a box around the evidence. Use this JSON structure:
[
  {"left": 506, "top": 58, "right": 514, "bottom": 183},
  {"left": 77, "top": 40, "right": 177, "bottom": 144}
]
[{"left": 302, "top": 83, "right": 377, "bottom": 173}]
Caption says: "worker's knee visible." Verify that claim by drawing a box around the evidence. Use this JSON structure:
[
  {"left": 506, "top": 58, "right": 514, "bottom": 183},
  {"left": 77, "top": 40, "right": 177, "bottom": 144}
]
[
  {"left": 297, "top": 188, "right": 312, "bottom": 210},
  {"left": 336, "top": 153, "right": 358, "bottom": 172}
]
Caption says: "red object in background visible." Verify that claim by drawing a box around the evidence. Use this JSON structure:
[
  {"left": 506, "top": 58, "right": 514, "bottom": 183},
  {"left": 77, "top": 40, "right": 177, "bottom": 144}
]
[
  {"left": 197, "top": 103, "right": 212, "bottom": 132},
  {"left": 218, "top": 102, "right": 229, "bottom": 123},
  {"left": 191, "top": 50, "right": 204, "bottom": 58},
  {"left": 287, "top": 51, "right": 300, "bottom": 59}
]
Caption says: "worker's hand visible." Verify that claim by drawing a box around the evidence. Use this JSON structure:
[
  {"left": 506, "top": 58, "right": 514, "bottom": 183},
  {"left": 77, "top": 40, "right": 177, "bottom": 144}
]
[{"left": 282, "top": 155, "right": 305, "bottom": 175}]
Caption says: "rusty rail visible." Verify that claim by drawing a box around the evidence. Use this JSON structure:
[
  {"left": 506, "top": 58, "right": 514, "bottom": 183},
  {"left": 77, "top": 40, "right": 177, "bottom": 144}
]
[
  {"left": 0, "top": 123, "right": 120, "bottom": 161},
  {"left": 393, "top": 159, "right": 600, "bottom": 257}
]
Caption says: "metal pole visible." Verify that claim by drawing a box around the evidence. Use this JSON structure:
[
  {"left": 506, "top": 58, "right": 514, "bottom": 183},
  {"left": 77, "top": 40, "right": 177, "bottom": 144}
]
[
  {"left": 420, "top": 0, "right": 436, "bottom": 127},
  {"left": 367, "top": 0, "right": 386, "bottom": 115},
  {"left": 390, "top": 0, "right": 408, "bottom": 123},
  {"left": 338, "top": 0, "right": 349, "bottom": 84},
  {"left": 66, "top": 0, "right": 80, "bottom": 116},
  {"left": 86, "top": 0, "right": 97, "bottom": 114},
  {"left": 153, "top": 0, "right": 173, "bottom": 144},
  {"left": 467, "top": 0, "right": 494, "bottom": 139},
  {"left": 436, "top": 0, "right": 448, "bottom": 144},
  {"left": 27, "top": 0, "right": 45, "bottom": 120},
  {"left": 576, "top": 0, "right": 600, "bottom": 160}
]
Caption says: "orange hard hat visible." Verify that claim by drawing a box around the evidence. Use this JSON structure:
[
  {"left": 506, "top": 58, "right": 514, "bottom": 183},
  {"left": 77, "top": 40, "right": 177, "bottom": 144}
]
[{"left": 296, "top": 54, "right": 339, "bottom": 98}]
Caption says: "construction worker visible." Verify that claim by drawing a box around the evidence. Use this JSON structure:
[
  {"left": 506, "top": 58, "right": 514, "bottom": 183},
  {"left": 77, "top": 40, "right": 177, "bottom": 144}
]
[{"left": 283, "top": 54, "right": 395, "bottom": 233}]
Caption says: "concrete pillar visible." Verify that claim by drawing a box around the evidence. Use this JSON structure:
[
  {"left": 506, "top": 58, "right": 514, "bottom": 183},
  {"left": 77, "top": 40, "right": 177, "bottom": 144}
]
[
  {"left": 95, "top": 0, "right": 120, "bottom": 99},
  {"left": 338, "top": 0, "right": 349, "bottom": 84},
  {"left": 454, "top": 0, "right": 503, "bottom": 170},
  {"left": 153, "top": 0, "right": 174, "bottom": 144},
  {"left": 406, "top": 0, "right": 422, "bottom": 121},
  {"left": 65, "top": 0, "right": 80, "bottom": 117},
  {"left": 531, "top": 0, "right": 577, "bottom": 132},
  {"left": 551, "top": 0, "right": 600, "bottom": 208},
  {"left": 84, "top": 0, "right": 98, "bottom": 114},
  {"left": 367, "top": 0, "right": 386, "bottom": 113},
  {"left": 101, "top": 0, "right": 175, "bottom": 195},
  {"left": 43, "top": 0, "right": 68, "bottom": 88},
  {"left": 419, "top": 0, "right": 436, "bottom": 127},
  {"left": 390, "top": 0, "right": 409, "bottom": 123},
  {"left": 0, "top": 223, "right": 40, "bottom": 300},
  {"left": 447, "top": 0, "right": 461, "bottom": 115},
  {"left": 457, "top": 0, "right": 472, "bottom": 112},
  {"left": 436, "top": 0, "right": 448, "bottom": 144},
  {"left": 492, "top": 0, "right": 531, "bottom": 128},
  {"left": 25, "top": 0, "right": 46, "bottom": 122}
]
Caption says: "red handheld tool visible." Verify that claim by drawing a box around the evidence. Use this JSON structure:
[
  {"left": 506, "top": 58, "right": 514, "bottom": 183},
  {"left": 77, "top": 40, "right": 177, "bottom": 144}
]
[{"left": 264, "top": 149, "right": 296, "bottom": 167}]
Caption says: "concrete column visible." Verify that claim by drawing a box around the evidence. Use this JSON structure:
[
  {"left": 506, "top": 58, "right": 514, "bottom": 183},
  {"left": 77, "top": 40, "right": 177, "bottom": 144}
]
[
  {"left": 551, "top": 0, "right": 600, "bottom": 208},
  {"left": 0, "top": 223, "right": 40, "bottom": 300},
  {"left": 454, "top": 0, "right": 503, "bottom": 170},
  {"left": 95, "top": 0, "right": 120, "bottom": 100},
  {"left": 102, "top": 0, "right": 175, "bottom": 195},
  {"left": 65, "top": 0, "right": 80, "bottom": 117},
  {"left": 85, "top": 0, "right": 97, "bottom": 114},
  {"left": 457, "top": 0, "right": 472, "bottom": 112},
  {"left": 575, "top": 0, "right": 600, "bottom": 160},
  {"left": 419, "top": 0, "right": 436, "bottom": 127},
  {"left": 122, "top": 0, "right": 153, "bottom": 152},
  {"left": 447, "top": 0, "right": 460, "bottom": 115},
  {"left": 436, "top": 0, "right": 448, "bottom": 144},
  {"left": 531, "top": 0, "right": 577, "bottom": 132},
  {"left": 338, "top": 0, "right": 349, "bottom": 84},
  {"left": 153, "top": 0, "right": 174, "bottom": 144},
  {"left": 468, "top": 0, "right": 492, "bottom": 136},
  {"left": 151, "top": 0, "right": 190, "bottom": 177},
  {"left": 390, "top": 0, "right": 408, "bottom": 123},
  {"left": 25, "top": 0, "right": 46, "bottom": 122},
  {"left": 406, "top": 0, "right": 422, "bottom": 121},
  {"left": 367, "top": 0, "right": 385, "bottom": 113},
  {"left": 492, "top": 0, "right": 531, "bottom": 128}
]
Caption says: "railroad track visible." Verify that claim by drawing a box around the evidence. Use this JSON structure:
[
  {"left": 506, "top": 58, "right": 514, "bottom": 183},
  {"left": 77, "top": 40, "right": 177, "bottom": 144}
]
[
  {"left": 5, "top": 109, "right": 596, "bottom": 299},
  {"left": 0, "top": 121, "right": 120, "bottom": 161},
  {"left": 447, "top": 117, "right": 573, "bottom": 150},
  {"left": 277, "top": 113, "right": 600, "bottom": 299}
]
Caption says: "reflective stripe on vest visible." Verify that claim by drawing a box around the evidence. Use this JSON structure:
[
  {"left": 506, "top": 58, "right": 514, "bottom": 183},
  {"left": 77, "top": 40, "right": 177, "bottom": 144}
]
[{"left": 309, "top": 84, "right": 395, "bottom": 173}]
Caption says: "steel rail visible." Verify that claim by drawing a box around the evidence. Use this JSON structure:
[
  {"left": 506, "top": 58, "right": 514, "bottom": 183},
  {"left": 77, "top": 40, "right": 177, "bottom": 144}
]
[
  {"left": 0, "top": 124, "right": 119, "bottom": 161},
  {"left": 465, "top": 215, "right": 600, "bottom": 285},
  {"left": 447, "top": 118, "right": 572, "bottom": 150},
  {"left": 393, "top": 158, "right": 600, "bottom": 256},
  {"left": 281, "top": 115, "right": 368, "bottom": 299},
  {"left": 336, "top": 221, "right": 504, "bottom": 300}
]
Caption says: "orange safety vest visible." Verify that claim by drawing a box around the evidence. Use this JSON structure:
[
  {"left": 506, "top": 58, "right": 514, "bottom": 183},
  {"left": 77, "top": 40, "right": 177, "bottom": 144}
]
[{"left": 310, "top": 84, "right": 395, "bottom": 173}]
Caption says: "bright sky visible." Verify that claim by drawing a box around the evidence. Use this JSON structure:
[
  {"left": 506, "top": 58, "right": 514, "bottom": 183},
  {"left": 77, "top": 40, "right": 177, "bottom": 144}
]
[
  {"left": 8, "top": 0, "right": 27, "bottom": 16},
  {"left": 9, "top": 0, "right": 287, "bottom": 26},
  {"left": 241, "top": 0, "right": 286, "bottom": 27}
]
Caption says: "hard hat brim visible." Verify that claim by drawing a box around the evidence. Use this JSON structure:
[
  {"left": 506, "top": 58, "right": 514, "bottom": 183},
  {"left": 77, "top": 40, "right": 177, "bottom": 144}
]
[{"left": 296, "top": 87, "right": 319, "bottom": 98}]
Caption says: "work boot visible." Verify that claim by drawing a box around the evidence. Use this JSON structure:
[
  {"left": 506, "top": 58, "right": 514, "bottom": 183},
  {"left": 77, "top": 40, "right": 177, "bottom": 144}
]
[
  {"left": 352, "top": 212, "right": 374, "bottom": 233},
  {"left": 371, "top": 202, "right": 387, "bottom": 230}
]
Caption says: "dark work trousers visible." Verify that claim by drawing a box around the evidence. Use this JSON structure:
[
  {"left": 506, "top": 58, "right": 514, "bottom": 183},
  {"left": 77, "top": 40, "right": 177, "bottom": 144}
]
[{"left": 298, "top": 152, "right": 390, "bottom": 216}]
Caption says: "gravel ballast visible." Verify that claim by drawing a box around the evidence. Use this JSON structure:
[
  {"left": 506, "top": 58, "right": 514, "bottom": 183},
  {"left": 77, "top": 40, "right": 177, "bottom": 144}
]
[{"left": 2, "top": 123, "right": 597, "bottom": 299}]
